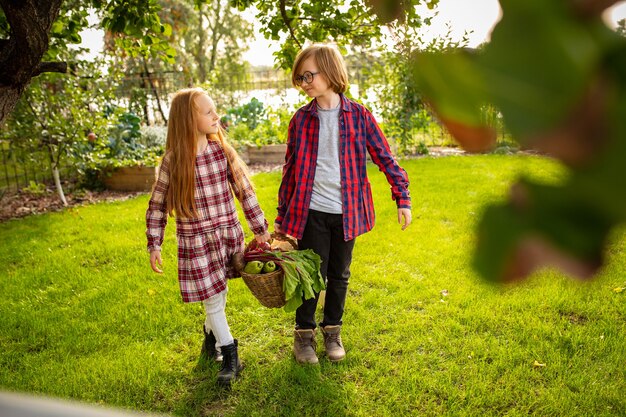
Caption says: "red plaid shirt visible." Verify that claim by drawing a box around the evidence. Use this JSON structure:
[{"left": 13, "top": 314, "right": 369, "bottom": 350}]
[{"left": 276, "top": 94, "right": 411, "bottom": 241}]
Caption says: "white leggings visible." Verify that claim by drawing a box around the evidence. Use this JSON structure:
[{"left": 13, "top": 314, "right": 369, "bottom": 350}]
[{"left": 203, "top": 289, "right": 234, "bottom": 348}]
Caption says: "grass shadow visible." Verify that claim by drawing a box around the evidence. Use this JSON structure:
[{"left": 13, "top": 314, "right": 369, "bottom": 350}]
[{"left": 178, "top": 337, "right": 353, "bottom": 417}]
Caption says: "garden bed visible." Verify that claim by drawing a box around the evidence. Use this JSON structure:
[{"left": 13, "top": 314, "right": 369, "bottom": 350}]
[{"left": 0, "top": 162, "right": 285, "bottom": 223}]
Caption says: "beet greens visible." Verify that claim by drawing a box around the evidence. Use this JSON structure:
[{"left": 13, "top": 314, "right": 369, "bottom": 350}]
[{"left": 244, "top": 249, "right": 325, "bottom": 312}]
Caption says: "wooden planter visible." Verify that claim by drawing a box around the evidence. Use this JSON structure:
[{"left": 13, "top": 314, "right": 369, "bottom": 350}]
[
  {"left": 103, "top": 166, "right": 157, "bottom": 192},
  {"left": 246, "top": 144, "right": 287, "bottom": 165}
]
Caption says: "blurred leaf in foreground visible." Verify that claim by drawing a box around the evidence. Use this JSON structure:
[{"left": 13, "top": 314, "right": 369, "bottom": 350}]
[{"left": 370, "top": 0, "right": 626, "bottom": 283}]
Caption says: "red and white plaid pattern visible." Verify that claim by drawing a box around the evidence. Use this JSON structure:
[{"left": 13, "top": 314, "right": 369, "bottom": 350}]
[{"left": 146, "top": 140, "right": 268, "bottom": 302}]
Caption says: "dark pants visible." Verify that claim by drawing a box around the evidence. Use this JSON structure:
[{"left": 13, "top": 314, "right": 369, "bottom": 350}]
[{"left": 295, "top": 209, "right": 356, "bottom": 329}]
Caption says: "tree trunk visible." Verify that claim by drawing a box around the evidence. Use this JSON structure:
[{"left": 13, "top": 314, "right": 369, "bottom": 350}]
[
  {"left": 142, "top": 59, "right": 167, "bottom": 124},
  {"left": 0, "top": 0, "right": 65, "bottom": 126},
  {"left": 208, "top": 1, "right": 223, "bottom": 73},
  {"left": 0, "top": 85, "right": 23, "bottom": 126},
  {"left": 196, "top": 6, "right": 208, "bottom": 83},
  {"left": 51, "top": 164, "right": 67, "bottom": 206}
]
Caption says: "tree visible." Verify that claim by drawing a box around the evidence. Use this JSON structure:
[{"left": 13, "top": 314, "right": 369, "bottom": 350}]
[
  {"left": 102, "top": 0, "right": 254, "bottom": 123},
  {"left": 360, "top": 13, "right": 470, "bottom": 155},
  {"left": 2, "top": 60, "right": 115, "bottom": 205},
  {"left": 0, "top": 0, "right": 173, "bottom": 126},
  {"left": 369, "top": 0, "right": 626, "bottom": 283},
  {"left": 230, "top": 0, "right": 439, "bottom": 70}
]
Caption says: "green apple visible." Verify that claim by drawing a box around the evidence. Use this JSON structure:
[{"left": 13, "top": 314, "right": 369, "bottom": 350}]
[
  {"left": 262, "top": 261, "right": 277, "bottom": 273},
  {"left": 243, "top": 261, "right": 264, "bottom": 274}
]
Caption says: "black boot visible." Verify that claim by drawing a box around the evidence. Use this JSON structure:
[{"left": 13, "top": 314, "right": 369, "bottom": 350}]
[
  {"left": 217, "top": 340, "right": 243, "bottom": 386},
  {"left": 201, "top": 326, "right": 223, "bottom": 362}
]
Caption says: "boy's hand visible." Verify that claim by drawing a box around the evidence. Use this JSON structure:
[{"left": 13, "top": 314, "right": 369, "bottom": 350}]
[
  {"left": 274, "top": 222, "right": 283, "bottom": 234},
  {"left": 398, "top": 208, "right": 412, "bottom": 230},
  {"left": 150, "top": 250, "right": 163, "bottom": 273}
]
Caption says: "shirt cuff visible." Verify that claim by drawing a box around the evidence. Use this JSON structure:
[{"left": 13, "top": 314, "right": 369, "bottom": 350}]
[
  {"left": 251, "top": 220, "right": 269, "bottom": 236},
  {"left": 396, "top": 198, "right": 411, "bottom": 209}
]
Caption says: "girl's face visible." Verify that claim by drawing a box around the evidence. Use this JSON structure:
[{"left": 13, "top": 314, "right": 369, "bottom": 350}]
[
  {"left": 194, "top": 94, "right": 220, "bottom": 136},
  {"left": 296, "top": 56, "right": 332, "bottom": 98}
]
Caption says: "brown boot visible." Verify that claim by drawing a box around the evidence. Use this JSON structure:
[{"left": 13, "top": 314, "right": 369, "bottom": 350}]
[
  {"left": 293, "top": 329, "right": 318, "bottom": 364},
  {"left": 321, "top": 325, "right": 345, "bottom": 362}
]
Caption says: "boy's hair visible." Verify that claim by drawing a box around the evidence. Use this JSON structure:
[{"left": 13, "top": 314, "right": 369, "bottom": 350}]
[
  {"left": 291, "top": 44, "right": 349, "bottom": 94},
  {"left": 164, "top": 87, "right": 251, "bottom": 219}
]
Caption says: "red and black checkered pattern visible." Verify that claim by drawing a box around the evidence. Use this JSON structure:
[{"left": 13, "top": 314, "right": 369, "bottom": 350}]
[{"left": 276, "top": 94, "right": 411, "bottom": 241}]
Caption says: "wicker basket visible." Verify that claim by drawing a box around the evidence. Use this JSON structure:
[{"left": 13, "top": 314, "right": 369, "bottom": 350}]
[
  {"left": 236, "top": 233, "right": 297, "bottom": 308},
  {"left": 241, "top": 268, "right": 286, "bottom": 308}
]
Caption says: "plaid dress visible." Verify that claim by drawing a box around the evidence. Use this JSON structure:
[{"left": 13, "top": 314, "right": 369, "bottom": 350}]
[{"left": 146, "top": 140, "right": 268, "bottom": 303}]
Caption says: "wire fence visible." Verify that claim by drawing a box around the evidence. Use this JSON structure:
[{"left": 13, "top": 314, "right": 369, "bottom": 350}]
[
  {"left": 0, "top": 69, "right": 298, "bottom": 193},
  {"left": 0, "top": 140, "right": 65, "bottom": 193},
  {"left": 0, "top": 67, "right": 509, "bottom": 193}
]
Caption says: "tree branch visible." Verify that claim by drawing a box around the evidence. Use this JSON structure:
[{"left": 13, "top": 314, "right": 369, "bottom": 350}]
[
  {"left": 33, "top": 61, "right": 68, "bottom": 76},
  {"left": 279, "top": 0, "right": 302, "bottom": 49}
]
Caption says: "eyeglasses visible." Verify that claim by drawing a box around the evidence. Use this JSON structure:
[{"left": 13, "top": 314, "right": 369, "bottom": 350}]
[{"left": 295, "top": 71, "right": 320, "bottom": 86}]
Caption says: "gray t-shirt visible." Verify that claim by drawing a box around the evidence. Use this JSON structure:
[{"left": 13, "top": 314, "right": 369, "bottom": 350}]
[{"left": 309, "top": 106, "right": 343, "bottom": 214}]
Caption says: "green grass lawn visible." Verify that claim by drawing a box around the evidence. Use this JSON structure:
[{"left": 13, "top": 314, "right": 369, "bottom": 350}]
[{"left": 1, "top": 155, "right": 624, "bottom": 417}]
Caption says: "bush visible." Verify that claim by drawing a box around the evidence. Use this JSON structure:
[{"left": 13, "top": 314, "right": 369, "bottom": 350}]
[
  {"left": 101, "top": 111, "right": 164, "bottom": 168},
  {"left": 227, "top": 103, "right": 290, "bottom": 148}
]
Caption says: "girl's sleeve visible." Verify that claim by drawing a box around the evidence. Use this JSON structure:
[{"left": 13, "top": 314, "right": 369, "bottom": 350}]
[
  {"left": 146, "top": 154, "right": 170, "bottom": 251},
  {"left": 364, "top": 109, "right": 411, "bottom": 208},
  {"left": 275, "top": 116, "right": 297, "bottom": 225},
  {"left": 229, "top": 169, "right": 268, "bottom": 236}
]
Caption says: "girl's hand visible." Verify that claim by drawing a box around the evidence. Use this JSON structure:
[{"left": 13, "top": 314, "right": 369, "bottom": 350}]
[
  {"left": 398, "top": 208, "right": 412, "bottom": 230},
  {"left": 274, "top": 222, "right": 283, "bottom": 234},
  {"left": 150, "top": 250, "right": 163, "bottom": 273},
  {"left": 255, "top": 231, "right": 272, "bottom": 243}
]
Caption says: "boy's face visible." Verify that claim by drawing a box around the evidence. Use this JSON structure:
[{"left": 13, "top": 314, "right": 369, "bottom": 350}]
[{"left": 297, "top": 56, "right": 332, "bottom": 98}]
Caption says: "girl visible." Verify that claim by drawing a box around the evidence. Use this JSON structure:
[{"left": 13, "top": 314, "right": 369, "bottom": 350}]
[
  {"left": 146, "top": 87, "right": 271, "bottom": 385},
  {"left": 275, "top": 45, "right": 412, "bottom": 364}
]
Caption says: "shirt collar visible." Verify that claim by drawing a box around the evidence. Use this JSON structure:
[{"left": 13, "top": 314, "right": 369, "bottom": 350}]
[{"left": 303, "top": 93, "right": 354, "bottom": 115}]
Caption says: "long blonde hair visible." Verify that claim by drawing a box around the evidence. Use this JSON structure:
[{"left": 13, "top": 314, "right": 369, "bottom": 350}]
[{"left": 164, "top": 87, "right": 251, "bottom": 219}]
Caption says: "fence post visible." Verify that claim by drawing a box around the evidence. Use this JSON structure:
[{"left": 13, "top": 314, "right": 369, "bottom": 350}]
[{"left": 0, "top": 141, "right": 11, "bottom": 191}]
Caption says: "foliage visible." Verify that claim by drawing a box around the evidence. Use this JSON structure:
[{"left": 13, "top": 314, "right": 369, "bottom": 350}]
[
  {"left": 22, "top": 180, "right": 47, "bottom": 196},
  {"left": 230, "top": 0, "right": 439, "bottom": 70},
  {"left": 103, "top": 0, "right": 255, "bottom": 125},
  {"left": 1, "top": 0, "right": 175, "bottom": 68},
  {"left": 224, "top": 97, "right": 265, "bottom": 130},
  {"left": 99, "top": 110, "right": 165, "bottom": 169},
  {"left": 366, "top": 0, "right": 626, "bottom": 283},
  {"left": 1, "top": 157, "right": 625, "bottom": 416},
  {"left": 226, "top": 99, "right": 290, "bottom": 148},
  {"left": 139, "top": 125, "right": 168, "bottom": 148},
  {"left": 229, "top": 0, "right": 449, "bottom": 155},
  {"left": 98, "top": 0, "right": 176, "bottom": 63},
  {"left": 353, "top": 4, "right": 440, "bottom": 156},
  {"left": 0, "top": 61, "right": 113, "bottom": 184}
]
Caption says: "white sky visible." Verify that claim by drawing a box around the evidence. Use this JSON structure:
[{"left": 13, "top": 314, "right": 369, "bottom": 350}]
[{"left": 80, "top": 0, "right": 626, "bottom": 66}]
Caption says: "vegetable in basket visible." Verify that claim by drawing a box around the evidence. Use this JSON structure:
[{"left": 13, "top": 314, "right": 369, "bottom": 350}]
[
  {"left": 243, "top": 260, "right": 264, "bottom": 274},
  {"left": 243, "top": 249, "right": 325, "bottom": 312},
  {"left": 262, "top": 261, "right": 277, "bottom": 273}
]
